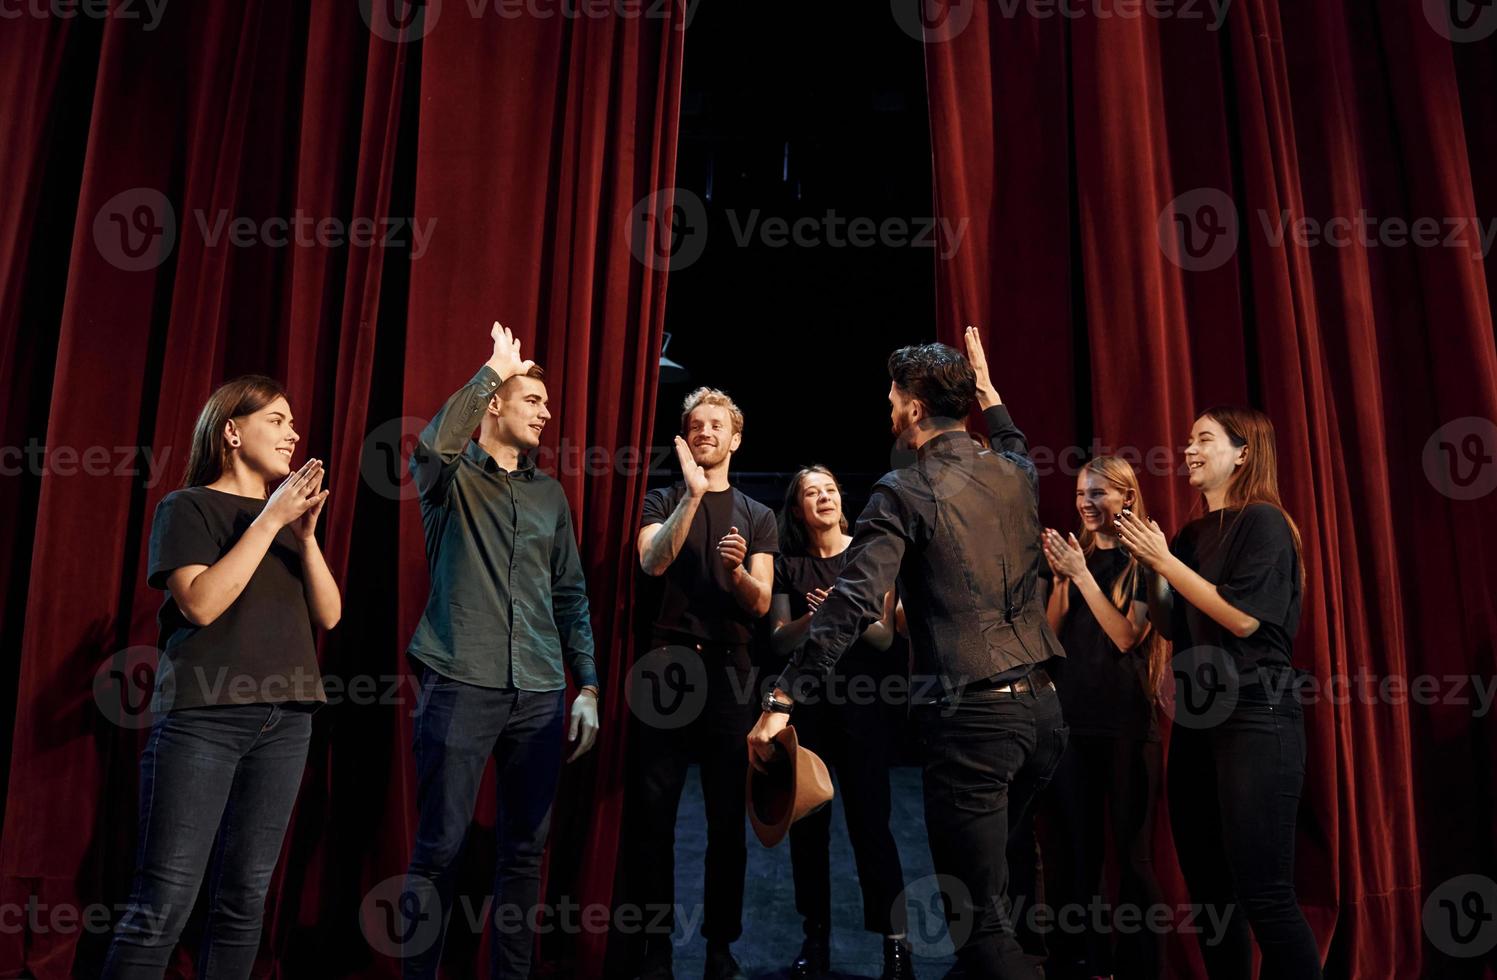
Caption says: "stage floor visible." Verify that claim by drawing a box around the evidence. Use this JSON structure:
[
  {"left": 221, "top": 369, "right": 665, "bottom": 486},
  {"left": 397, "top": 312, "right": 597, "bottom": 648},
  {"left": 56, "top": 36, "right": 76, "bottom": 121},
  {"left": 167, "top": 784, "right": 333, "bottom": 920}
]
[{"left": 671, "top": 765, "right": 957, "bottom": 978}]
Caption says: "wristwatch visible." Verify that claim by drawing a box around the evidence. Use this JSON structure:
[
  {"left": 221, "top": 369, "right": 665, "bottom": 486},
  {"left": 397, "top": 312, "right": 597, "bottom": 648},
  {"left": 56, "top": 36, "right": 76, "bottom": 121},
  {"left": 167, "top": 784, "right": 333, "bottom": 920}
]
[{"left": 761, "top": 692, "right": 794, "bottom": 715}]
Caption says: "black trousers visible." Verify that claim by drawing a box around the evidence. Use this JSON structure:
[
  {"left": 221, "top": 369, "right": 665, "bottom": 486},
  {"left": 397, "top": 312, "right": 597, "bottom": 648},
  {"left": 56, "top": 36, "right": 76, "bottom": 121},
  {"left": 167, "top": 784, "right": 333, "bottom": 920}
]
[
  {"left": 787, "top": 665, "right": 908, "bottom": 937},
  {"left": 1045, "top": 732, "right": 1165, "bottom": 980},
  {"left": 1167, "top": 670, "right": 1323, "bottom": 980},
  {"left": 623, "top": 638, "right": 758, "bottom": 962},
  {"left": 914, "top": 681, "right": 1068, "bottom": 979}
]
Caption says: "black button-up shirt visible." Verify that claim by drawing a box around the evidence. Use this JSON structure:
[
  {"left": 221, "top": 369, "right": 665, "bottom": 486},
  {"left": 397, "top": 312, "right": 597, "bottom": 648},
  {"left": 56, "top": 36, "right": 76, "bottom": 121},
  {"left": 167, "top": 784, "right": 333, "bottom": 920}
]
[{"left": 406, "top": 365, "right": 598, "bottom": 692}]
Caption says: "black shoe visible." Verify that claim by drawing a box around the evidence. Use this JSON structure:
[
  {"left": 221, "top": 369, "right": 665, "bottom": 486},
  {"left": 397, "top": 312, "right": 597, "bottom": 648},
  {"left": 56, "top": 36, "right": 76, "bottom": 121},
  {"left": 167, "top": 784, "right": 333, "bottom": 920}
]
[
  {"left": 881, "top": 936, "right": 916, "bottom": 980},
  {"left": 790, "top": 930, "right": 831, "bottom": 978},
  {"left": 704, "top": 942, "right": 747, "bottom": 980}
]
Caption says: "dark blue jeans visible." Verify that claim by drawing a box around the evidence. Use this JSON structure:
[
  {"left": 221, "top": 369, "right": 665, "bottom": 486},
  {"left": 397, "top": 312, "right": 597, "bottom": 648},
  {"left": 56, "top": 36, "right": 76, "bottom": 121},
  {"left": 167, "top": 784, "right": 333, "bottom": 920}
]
[
  {"left": 400, "top": 669, "right": 565, "bottom": 980},
  {"left": 914, "top": 681, "right": 1068, "bottom": 979},
  {"left": 102, "top": 702, "right": 314, "bottom": 980},
  {"left": 1167, "top": 670, "right": 1323, "bottom": 979}
]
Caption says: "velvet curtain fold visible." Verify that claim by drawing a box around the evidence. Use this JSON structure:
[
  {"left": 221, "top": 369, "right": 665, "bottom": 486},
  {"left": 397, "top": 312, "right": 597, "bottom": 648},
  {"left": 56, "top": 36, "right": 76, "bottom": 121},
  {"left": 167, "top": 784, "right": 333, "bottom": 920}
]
[{"left": 0, "top": 3, "right": 682, "bottom": 976}]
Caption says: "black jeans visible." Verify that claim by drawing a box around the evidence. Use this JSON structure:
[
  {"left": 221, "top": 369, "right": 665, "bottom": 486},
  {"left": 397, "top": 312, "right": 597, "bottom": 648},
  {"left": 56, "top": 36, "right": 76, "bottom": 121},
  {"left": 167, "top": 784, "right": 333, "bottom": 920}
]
[
  {"left": 102, "top": 702, "right": 314, "bottom": 980},
  {"left": 1167, "top": 670, "right": 1323, "bottom": 980},
  {"left": 787, "top": 666, "right": 907, "bottom": 937},
  {"left": 1046, "top": 733, "right": 1165, "bottom": 979},
  {"left": 624, "top": 639, "right": 757, "bottom": 962},
  {"left": 914, "top": 680, "right": 1068, "bottom": 979},
  {"left": 400, "top": 670, "right": 565, "bottom": 980}
]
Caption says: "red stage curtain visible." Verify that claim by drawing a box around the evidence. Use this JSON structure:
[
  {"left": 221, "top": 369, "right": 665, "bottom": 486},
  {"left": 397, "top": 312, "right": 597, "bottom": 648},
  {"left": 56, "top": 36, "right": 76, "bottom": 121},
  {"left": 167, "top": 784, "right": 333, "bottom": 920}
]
[
  {"left": 924, "top": 1, "right": 1497, "bottom": 977},
  {"left": 0, "top": 3, "right": 683, "bottom": 977}
]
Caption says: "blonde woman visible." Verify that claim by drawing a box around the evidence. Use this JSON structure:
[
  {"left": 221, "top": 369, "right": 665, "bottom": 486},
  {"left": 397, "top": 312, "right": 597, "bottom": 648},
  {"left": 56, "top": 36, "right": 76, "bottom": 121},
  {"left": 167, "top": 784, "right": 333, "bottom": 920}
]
[{"left": 1040, "top": 456, "right": 1166, "bottom": 979}]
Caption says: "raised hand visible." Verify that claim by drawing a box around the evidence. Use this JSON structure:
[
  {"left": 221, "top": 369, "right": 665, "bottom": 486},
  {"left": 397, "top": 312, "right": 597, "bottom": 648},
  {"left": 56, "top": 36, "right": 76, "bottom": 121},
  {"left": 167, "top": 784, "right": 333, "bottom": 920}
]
[
  {"left": 1042, "top": 528, "right": 1089, "bottom": 583},
  {"left": 674, "top": 435, "right": 710, "bottom": 498},
  {"left": 717, "top": 526, "right": 748, "bottom": 571},
  {"left": 964, "top": 324, "right": 1001, "bottom": 409},
  {"left": 485, "top": 320, "right": 535, "bottom": 383},
  {"left": 259, "top": 458, "right": 325, "bottom": 533},
  {"left": 1114, "top": 510, "right": 1171, "bottom": 571}
]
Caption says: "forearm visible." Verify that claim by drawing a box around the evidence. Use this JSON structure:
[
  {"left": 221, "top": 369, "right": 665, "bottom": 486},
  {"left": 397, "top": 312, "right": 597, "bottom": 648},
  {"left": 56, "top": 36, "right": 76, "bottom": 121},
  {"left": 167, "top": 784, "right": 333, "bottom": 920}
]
[
  {"left": 177, "top": 521, "right": 279, "bottom": 625},
  {"left": 298, "top": 537, "right": 342, "bottom": 629},
  {"left": 565, "top": 647, "right": 600, "bottom": 690},
  {"left": 1074, "top": 574, "right": 1142, "bottom": 651},
  {"left": 771, "top": 613, "right": 813, "bottom": 657},
  {"left": 1156, "top": 555, "right": 1258, "bottom": 637},
  {"left": 640, "top": 494, "right": 701, "bottom": 575},
  {"left": 729, "top": 564, "right": 771, "bottom": 617}
]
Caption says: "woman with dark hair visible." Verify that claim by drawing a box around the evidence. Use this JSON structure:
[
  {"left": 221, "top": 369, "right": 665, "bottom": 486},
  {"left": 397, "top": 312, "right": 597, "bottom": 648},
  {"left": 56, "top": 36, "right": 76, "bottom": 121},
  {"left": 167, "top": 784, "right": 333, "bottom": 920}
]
[
  {"left": 1115, "top": 407, "right": 1322, "bottom": 980},
  {"left": 770, "top": 465, "right": 912, "bottom": 980},
  {"left": 1038, "top": 455, "right": 1167, "bottom": 979},
  {"left": 103, "top": 376, "right": 341, "bottom": 979}
]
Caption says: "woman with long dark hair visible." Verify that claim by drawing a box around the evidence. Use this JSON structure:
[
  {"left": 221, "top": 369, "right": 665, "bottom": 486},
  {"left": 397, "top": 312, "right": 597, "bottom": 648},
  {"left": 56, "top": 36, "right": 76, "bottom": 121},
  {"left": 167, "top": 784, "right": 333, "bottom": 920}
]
[
  {"left": 1038, "top": 456, "right": 1167, "bottom": 979},
  {"left": 103, "top": 376, "right": 340, "bottom": 979},
  {"left": 1115, "top": 407, "right": 1322, "bottom": 980},
  {"left": 770, "top": 465, "right": 913, "bottom": 980}
]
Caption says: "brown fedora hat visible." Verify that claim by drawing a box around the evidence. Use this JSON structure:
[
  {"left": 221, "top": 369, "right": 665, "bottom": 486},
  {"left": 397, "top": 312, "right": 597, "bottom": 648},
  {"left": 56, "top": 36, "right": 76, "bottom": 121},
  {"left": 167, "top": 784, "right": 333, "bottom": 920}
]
[{"left": 747, "top": 725, "right": 834, "bottom": 847}]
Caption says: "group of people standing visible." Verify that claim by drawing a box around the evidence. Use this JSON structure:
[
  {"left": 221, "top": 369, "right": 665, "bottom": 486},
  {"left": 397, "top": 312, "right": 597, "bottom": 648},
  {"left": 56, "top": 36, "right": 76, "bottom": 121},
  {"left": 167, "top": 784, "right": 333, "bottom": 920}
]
[{"left": 96, "top": 321, "right": 1323, "bottom": 980}]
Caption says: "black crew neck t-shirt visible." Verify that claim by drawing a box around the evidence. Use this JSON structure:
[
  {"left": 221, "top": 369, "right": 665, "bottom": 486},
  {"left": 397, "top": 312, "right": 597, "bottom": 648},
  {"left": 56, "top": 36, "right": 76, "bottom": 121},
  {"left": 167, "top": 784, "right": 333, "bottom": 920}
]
[
  {"left": 774, "top": 550, "right": 885, "bottom": 667},
  {"left": 148, "top": 486, "right": 326, "bottom": 712},
  {"left": 640, "top": 484, "right": 778, "bottom": 646},
  {"left": 1042, "top": 548, "right": 1156, "bottom": 739},
  {"left": 1170, "top": 503, "right": 1302, "bottom": 672}
]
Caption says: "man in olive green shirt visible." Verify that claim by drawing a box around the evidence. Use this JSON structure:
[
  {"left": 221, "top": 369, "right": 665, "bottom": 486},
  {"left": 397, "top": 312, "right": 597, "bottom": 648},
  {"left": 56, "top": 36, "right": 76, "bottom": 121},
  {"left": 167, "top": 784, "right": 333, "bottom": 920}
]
[{"left": 399, "top": 322, "right": 599, "bottom": 980}]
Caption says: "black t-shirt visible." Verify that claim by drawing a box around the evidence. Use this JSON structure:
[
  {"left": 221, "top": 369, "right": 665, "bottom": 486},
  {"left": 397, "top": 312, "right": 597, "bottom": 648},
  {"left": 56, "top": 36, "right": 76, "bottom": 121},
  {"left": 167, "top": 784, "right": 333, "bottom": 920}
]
[
  {"left": 148, "top": 487, "right": 326, "bottom": 711},
  {"left": 774, "top": 550, "right": 886, "bottom": 669},
  {"left": 1041, "top": 548, "right": 1156, "bottom": 739},
  {"left": 1170, "top": 503, "right": 1302, "bottom": 672},
  {"left": 640, "top": 484, "right": 778, "bottom": 646}
]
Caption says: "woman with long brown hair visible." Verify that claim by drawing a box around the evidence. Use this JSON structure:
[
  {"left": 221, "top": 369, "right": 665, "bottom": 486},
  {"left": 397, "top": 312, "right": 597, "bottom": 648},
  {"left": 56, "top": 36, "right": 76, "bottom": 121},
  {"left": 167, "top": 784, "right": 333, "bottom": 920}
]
[
  {"left": 1115, "top": 407, "right": 1322, "bottom": 980},
  {"left": 103, "top": 376, "right": 340, "bottom": 979},
  {"left": 1038, "top": 455, "right": 1167, "bottom": 979},
  {"left": 769, "top": 465, "right": 912, "bottom": 980}
]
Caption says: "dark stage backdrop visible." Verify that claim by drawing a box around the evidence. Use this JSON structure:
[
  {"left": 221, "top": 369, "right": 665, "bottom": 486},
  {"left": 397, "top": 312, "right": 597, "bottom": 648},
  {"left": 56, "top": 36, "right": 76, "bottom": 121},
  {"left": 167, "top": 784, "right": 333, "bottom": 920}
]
[
  {"left": 923, "top": 1, "right": 1497, "bottom": 978},
  {"left": 0, "top": 3, "right": 682, "bottom": 978}
]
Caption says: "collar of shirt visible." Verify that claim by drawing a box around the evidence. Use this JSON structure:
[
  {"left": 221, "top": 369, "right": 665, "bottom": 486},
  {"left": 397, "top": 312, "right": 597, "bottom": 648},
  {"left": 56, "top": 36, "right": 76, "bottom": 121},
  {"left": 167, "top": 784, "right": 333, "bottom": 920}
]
[
  {"left": 463, "top": 439, "right": 537, "bottom": 479},
  {"left": 916, "top": 428, "right": 974, "bottom": 460}
]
